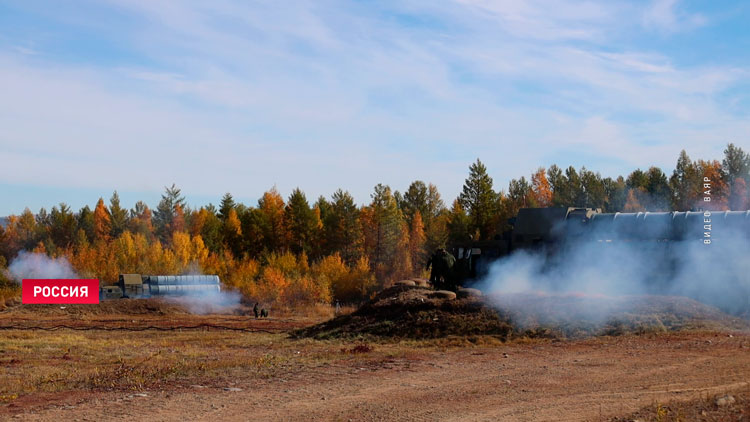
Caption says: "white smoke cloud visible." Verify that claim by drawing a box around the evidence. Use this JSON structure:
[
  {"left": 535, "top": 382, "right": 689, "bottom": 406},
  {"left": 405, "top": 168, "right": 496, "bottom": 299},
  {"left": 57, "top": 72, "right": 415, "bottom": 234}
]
[
  {"left": 163, "top": 266, "right": 243, "bottom": 315},
  {"left": 7, "top": 251, "right": 79, "bottom": 282},
  {"left": 164, "top": 288, "right": 243, "bottom": 315},
  {"left": 476, "top": 215, "right": 750, "bottom": 328}
]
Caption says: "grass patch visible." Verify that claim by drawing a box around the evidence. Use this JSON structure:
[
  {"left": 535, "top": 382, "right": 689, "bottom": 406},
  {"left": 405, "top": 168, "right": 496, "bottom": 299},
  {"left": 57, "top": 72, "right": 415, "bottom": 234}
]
[
  {"left": 0, "top": 328, "right": 433, "bottom": 404},
  {"left": 612, "top": 388, "right": 750, "bottom": 421}
]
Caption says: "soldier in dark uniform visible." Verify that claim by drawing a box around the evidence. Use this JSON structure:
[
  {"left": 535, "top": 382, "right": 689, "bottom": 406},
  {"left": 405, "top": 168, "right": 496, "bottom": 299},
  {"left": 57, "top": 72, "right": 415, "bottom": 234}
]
[
  {"left": 426, "top": 249, "right": 443, "bottom": 288},
  {"left": 440, "top": 248, "right": 457, "bottom": 291},
  {"left": 426, "top": 248, "right": 456, "bottom": 290},
  {"left": 253, "top": 302, "right": 259, "bottom": 319}
]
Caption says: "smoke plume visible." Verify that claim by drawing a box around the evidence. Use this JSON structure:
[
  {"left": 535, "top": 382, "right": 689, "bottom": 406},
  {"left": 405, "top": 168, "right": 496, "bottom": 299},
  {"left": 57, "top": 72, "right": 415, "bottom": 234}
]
[
  {"left": 166, "top": 288, "right": 243, "bottom": 315},
  {"left": 7, "top": 251, "right": 79, "bottom": 282},
  {"left": 477, "top": 215, "right": 750, "bottom": 328},
  {"left": 160, "top": 263, "right": 243, "bottom": 314}
]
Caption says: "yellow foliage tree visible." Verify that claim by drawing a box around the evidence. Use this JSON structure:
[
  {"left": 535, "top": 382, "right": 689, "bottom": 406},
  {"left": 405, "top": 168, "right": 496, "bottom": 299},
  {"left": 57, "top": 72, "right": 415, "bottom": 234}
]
[
  {"left": 191, "top": 235, "right": 209, "bottom": 268},
  {"left": 266, "top": 251, "right": 299, "bottom": 277},
  {"left": 313, "top": 253, "right": 374, "bottom": 303},
  {"left": 408, "top": 211, "right": 426, "bottom": 274},
  {"left": 172, "top": 231, "right": 193, "bottom": 272},
  {"left": 113, "top": 231, "right": 137, "bottom": 273},
  {"left": 258, "top": 187, "right": 289, "bottom": 251},
  {"left": 93, "top": 198, "right": 111, "bottom": 242},
  {"left": 222, "top": 208, "right": 243, "bottom": 254},
  {"left": 254, "top": 266, "right": 288, "bottom": 304}
]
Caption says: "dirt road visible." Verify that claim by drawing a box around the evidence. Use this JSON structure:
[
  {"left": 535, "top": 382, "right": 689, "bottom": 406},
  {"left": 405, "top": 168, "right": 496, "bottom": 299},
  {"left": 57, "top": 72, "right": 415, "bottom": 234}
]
[{"left": 11, "top": 330, "right": 750, "bottom": 422}]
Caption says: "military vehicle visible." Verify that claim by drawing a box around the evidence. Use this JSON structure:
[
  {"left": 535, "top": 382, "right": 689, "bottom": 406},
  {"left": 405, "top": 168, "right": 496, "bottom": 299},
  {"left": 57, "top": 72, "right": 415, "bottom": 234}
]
[
  {"left": 450, "top": 207, "right": 749, "bottom": 285},
  {"left": 99, "top": 274, "right": 221, "bottom": 299}
]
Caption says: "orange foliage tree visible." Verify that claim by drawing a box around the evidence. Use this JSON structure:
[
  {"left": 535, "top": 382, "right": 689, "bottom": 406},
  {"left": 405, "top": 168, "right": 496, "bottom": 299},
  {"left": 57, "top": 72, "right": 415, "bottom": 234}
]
[
  {"left": 93, "top": 198, "right": 111, "bottom": 242},
  {"left": 698, "top": 160, "right": 729, "bottom": 211},
  {"left": 623, "top": 189, "right": 644, "bottom": 212},
  {"left": 531, "top": 167, "right": 553, "bottom": 207}
]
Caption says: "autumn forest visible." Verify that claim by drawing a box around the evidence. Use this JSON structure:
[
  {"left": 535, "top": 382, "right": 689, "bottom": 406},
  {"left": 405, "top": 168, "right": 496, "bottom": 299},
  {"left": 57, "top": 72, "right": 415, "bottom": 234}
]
[{"left": 1, "top": 144, "right": 749, "bottom": 306}]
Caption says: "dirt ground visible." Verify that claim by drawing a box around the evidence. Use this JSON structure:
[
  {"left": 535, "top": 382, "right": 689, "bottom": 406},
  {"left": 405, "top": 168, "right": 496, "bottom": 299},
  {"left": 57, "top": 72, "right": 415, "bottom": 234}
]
[{"left": 3, "top": 328, "right": 749, "bottom": 422}]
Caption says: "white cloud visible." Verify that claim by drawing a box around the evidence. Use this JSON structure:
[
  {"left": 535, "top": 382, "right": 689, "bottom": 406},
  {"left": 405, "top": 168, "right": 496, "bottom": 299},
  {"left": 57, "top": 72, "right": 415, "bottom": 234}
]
[
  {"left": 0, "top": 0, "right": 746, "bottom": 213},
  {"left": 642, "top": 0, "right": 707, "bottom": 32}
]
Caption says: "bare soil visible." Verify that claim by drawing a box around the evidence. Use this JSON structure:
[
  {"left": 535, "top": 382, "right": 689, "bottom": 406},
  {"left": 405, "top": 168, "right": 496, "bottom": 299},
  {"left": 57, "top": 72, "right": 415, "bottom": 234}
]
[
  {"left": 2, "top": 294, "right": 750, "bottom": 421},
  {"left": 1, "top": 330, "right": 748, "bottom": 421}
]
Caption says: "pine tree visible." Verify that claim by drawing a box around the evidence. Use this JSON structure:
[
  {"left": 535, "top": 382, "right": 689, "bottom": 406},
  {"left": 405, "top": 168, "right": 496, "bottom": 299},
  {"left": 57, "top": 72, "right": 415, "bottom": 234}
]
[
  {"left": 218, "top": 193, "right": 236, "bottom": 221},
  {"left": 603, "top": 176, "right": 627, "bottom": 212},
  {"left": 323, "top": 189, "right": 362, "bottom": 263},
  {"left": 400, "top": 181, "right": 428, "bottom": 226},
  {"left": 645, "top": 167, "right": 671, "bottom": 211},
  {"left": 507, "top": 176, "right": 535, "bottom": 216},
  {"left": 723, "top": 144, "right": 750, "bottom": 209},
  {"left": 364, "top": 184, "right": 405, "bottom": 281},
  {"left": 17, "top": 208, "right": 38, "bottom": 250},
  {"left": 49, "top": 203, "right": 77, "bottom": 249},
  {"left": 109, "top": 191, "right": 128, "bottom": 238},
  {"left": 565, "top": 166, "right": 586, "bottom": 206},
  {"left": 194, "top": 207, "right": 222, "bottom": 253},
  {"left": 670, "top": 150, "right": 701, "bottom": 211},
  {"left": 153, "top": 184, "right": 186, "bottom": 243},
  {"left": 285, "top": 188, "right": 317, "bottom": 255},
  {"left": 547, "top": 164, "right": 565, "bottom": 205},
  {"left": 314, "top": 196, "right": 331, "bottom": 223},
  {"left": 447, "top": 199, "right": 471, "bottom": 244},
  {"left": 722, "top": 143, "right": 750, "bottom": 184},
  {"left": 77, "top": 205, "right": 95, "bottom": 242},
  {"left": 129, "top": 201, "right": 154, "bottom": 239},
  {"left": 730, "top": 178, "right": 749, "bottom": 210},
  {"left": 426, "top": 183, "right": 446, "bottom": 222},
  {"left": 459, "top": 159, "right": 499, "bottom": 240}
]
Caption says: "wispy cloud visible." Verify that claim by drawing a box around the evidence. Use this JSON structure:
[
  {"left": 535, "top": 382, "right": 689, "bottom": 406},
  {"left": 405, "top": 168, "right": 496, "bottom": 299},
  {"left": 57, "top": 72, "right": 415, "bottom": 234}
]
[
  {"left": 642, "top": 0, "right": 707, "bottom": 32},
  {"left": 0, "top": 0, "right": 747, "bottom": 214}
]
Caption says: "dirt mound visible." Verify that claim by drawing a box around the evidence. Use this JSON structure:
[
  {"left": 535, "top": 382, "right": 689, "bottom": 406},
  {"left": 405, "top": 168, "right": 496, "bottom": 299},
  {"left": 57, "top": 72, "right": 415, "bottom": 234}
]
[
  {"left": 489, "top": 292, "right": 749, "bottom": 338},
  {"left": 1, "top": 298, "right": 189, "bottom": 316},
  {"left": 295, "top": 285, "right": 513, "bottom": 340},
  {"left": 299, "top": 287, "right": 748, "bottom": 341}
]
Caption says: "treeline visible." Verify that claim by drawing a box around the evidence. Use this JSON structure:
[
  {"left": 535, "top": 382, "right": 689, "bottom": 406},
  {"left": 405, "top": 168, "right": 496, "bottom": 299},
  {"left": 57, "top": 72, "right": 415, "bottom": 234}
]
[{"left": 1, "top": 144, "right": 748, "bottom": 305}]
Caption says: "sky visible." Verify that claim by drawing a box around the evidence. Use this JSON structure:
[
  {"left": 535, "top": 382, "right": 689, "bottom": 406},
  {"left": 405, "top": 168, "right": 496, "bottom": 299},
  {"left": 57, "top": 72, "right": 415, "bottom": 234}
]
[{"left": 1, "top": 0, "right": 749, "bottom": 215}]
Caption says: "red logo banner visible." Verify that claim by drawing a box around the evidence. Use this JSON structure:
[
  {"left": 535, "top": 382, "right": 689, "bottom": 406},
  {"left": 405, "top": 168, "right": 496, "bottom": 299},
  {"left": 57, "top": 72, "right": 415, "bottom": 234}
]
[{"left": 22, "top": 279, "right": 100, "bottom": 304}]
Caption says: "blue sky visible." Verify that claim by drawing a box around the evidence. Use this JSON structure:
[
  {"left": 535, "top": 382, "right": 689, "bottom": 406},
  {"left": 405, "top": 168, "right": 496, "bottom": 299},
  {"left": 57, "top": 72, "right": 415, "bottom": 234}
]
[{"left": 1, "top": 0, "right": 749, "bottom": 215}]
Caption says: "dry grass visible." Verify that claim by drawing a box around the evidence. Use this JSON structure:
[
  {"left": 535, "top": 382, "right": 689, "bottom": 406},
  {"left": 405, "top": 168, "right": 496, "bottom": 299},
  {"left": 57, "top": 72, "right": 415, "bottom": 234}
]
[
  {"left": 490, "top": 293, "right": 749, "bottom": 339},
  {"left": 0, "top": 328, "right": 425, "bottom": 404},
  {"left": 0, "top": 287, "right": 20, "bottom": 310},
  {"left": 270, "top": 302, "right": 339, "bottom": 319},
  {"left": 612, "top": 387, "right": 750, "bottom": 421},
  {"left": 1, "top": 330, "right": 284, "bottom": 396}
]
